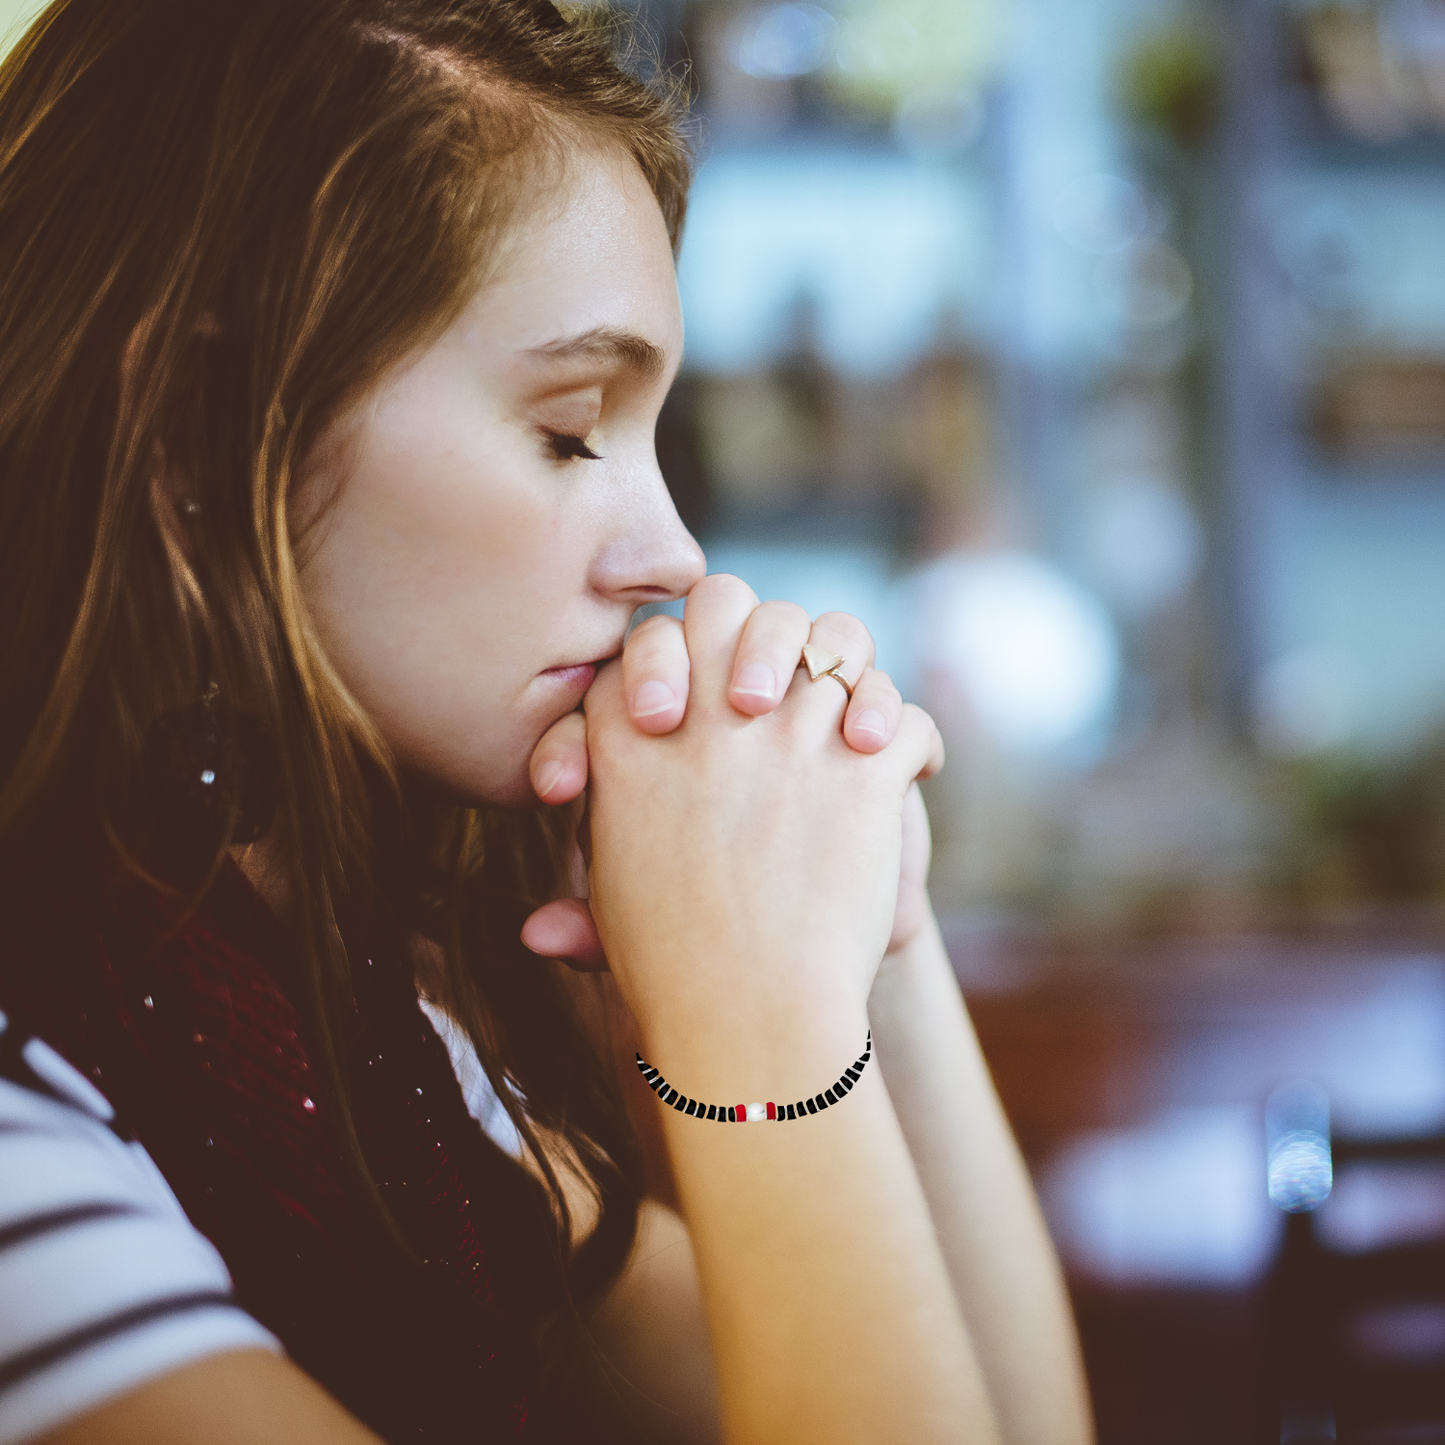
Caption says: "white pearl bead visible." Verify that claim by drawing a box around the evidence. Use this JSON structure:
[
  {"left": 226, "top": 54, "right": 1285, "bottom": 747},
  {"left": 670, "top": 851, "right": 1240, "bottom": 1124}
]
[{"left": 747, "top": 1101, "right": 767, "bottom": 1123}]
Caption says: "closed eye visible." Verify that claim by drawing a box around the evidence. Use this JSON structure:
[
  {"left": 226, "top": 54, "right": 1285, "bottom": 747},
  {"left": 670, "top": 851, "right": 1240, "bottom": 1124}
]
[{"left": 544, "top": 431, "right": 602, "bottom": 462}]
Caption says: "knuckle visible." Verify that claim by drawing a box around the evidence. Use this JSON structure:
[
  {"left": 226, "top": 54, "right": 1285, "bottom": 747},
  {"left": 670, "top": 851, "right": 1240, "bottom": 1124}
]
[
  {"left": 693, "top": 572, "right": 759, "bottom": 609},
  {"left": 628, "top": 613, "right": 680, "bottom": 649},
  {"left": 815, "top": 610, "right": 874, "bottom": 651},
  {"left": 760, "top": 599, "right": 811, "bottom": 633}
]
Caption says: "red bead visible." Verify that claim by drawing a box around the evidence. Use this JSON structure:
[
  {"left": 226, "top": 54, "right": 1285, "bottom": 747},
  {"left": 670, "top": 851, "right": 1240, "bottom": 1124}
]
[
  {"left": 766, "top": 1101, "right": 776, "bottom": 1120},
  {"left": 735, "top": 1103, "right": 746, "bottom": 1122}
]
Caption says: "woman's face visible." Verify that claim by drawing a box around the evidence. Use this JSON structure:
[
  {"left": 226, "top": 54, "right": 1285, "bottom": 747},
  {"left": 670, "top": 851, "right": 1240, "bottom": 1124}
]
[{"left": 295, "top": 145, "right": 704, "bottom": 807}]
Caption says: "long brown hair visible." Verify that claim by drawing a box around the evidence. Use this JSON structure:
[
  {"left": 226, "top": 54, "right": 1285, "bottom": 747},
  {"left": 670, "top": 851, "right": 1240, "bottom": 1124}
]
[{"left": 0, "top": 0, "right": 689, "bottom": 1376}]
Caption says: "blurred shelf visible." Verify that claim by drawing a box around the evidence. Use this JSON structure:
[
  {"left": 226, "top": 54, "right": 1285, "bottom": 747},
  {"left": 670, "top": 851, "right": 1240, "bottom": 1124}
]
[
  {"left": 1280, "top": 94, "right": 1445, "bottom": 171},
  {"left": 1285, "top": 131, "right": 1445, "bottom": 171},
  {"left": 1277, "top": 4, "right": 1445, "bottom": 169},
  {"left": 1290, "top": 454, "right": 1445, "bottom": 491}
]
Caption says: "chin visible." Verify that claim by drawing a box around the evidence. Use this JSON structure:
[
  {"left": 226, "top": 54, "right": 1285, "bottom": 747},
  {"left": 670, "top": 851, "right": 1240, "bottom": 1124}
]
[
  {"left": 490, "top": 772, "right": 548, "bottom": 811},
  {"left": 398, "top": 757, "right": 538, "bottom": 813}
]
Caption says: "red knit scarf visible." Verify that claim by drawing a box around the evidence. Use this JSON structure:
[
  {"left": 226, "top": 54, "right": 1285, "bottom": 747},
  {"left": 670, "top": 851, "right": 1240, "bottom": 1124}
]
[{"left": 4, "top": 852, "right": 537, "bottom": 1441}]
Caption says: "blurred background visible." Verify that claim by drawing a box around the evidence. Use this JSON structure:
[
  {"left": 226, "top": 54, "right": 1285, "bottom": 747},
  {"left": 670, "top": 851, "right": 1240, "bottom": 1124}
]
[
  {"left": 6, "top": 0, "right": 1445, "bottom": 1436},
  {"left": 611, "top": 0, "right": 1445, "bottom": 1439}
]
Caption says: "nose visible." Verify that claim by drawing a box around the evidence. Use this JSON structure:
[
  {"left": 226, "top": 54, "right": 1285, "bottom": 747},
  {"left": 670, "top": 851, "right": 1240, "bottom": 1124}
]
[{"left": 590, "top": 457, "right": 706, "bottom": 606}]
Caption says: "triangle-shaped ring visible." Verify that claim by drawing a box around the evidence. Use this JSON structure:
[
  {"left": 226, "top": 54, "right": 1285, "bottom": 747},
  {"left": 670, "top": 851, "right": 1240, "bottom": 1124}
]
[
  {"left": 801, "top": 643, "right": 844, "bottom": 680},
  {"left": 800, "top": 643, "right": 853, "bottom": 699}
]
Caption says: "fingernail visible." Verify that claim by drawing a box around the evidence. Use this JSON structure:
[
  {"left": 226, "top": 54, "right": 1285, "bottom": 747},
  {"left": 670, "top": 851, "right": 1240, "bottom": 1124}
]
[
  {"left": 854, "top": 709, "right": 888, "bottom": 740},
  {"left": 733, "top": 662, "right": 776, "bottom": 699},
  {"left": 535, "top": 760, "right": 563, "bottom": 798},
  {"left": 632, "top": 679, "right": 676, "bottom": 718}
]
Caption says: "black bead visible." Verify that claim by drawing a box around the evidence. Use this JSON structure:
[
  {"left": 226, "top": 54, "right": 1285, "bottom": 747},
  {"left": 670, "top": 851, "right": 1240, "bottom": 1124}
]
[
  {"left": 824, "top": 1088, "right": 837, "bottom": 1104},
  {"left": 663, "top": 1087, "right": 678, "bottom": 1105},
  {"left": 805, "top": 1098, "right": 817, "bottom": 1115}
]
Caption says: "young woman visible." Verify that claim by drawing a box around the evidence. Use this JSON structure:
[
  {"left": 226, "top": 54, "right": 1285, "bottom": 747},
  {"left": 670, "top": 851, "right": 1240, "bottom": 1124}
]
[{"left": 0, "top": 1, "right": 1092, "bottom": 1442}]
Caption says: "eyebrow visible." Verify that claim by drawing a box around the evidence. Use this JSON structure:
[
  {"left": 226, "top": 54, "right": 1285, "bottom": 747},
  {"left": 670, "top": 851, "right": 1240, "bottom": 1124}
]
[{"left": 522, "top": 327, "right": 669, "bottom": 383}]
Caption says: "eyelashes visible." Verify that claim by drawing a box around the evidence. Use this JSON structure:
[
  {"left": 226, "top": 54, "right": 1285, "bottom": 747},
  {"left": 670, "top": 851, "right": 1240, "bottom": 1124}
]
[{"left": 543, "top": 430, "right": 602, "bottom": 462}]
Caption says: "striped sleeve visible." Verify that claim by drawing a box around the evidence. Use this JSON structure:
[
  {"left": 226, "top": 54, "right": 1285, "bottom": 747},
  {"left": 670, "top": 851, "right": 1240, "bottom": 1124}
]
[{"left": 0, "top": 1030, "right": 280, "bottom": 1445}]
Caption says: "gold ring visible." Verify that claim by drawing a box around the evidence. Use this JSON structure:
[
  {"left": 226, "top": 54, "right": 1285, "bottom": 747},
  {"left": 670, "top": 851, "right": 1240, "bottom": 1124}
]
[{"left": 800, "top": 643, "right": 853, "bottom": 701}]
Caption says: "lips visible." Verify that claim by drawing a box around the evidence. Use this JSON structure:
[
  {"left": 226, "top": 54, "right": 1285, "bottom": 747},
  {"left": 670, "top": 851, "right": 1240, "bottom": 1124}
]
[
  {"left": 541, "top": 661, "right": 597, "bottom": 691},
  {"left": 540, "top": 645, "right": 622, "bottom": 692}
]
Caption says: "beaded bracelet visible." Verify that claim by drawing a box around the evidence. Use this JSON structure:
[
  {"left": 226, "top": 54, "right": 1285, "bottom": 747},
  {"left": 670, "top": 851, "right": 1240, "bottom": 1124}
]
[{"left": 635, "top": 1031, "right": 872, "bottom": 1123}]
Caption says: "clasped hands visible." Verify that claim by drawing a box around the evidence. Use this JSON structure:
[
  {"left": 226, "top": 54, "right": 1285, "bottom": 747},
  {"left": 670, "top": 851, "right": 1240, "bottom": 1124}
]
[{"left": 519, "top": 575, "right": 943, "bottom": 1011}]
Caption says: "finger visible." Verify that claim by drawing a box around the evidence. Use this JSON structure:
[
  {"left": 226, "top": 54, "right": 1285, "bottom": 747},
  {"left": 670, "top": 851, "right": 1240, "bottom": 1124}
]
[
  {"left": 622, "top": 613, "right": 690, "bottom": 734},
  {"left": 530, "top": 710, "right": 588, "bottom": 803},
  {"left": 899, "top": 782, "right": 933, "bottom": 883},
  {"left": 891, "top": 703, "right": 947, "bottom": 783},
  {"left": 727, "top": 599, "right": 812, "bottom": 717},
  {"left": 520, "top": 898, "right": 609, "bottom": 971},
  {"left": 841, "top": 668, "right": 904, "bottom": 753},
  {"left": 582, "top": 653, "right": 626, "bottom": 735},
  {"left": 682, "top": 573, "right": 762, "bottom": 714},
  {"left": 889, "top": 783, "right": 934, "bottom": 953},
  {"left": 791, "top": 610, "right": 877, "bottom": 722}
]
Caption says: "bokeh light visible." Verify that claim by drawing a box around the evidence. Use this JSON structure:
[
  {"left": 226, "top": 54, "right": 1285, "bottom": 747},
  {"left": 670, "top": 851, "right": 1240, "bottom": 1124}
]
[{"left": 912, "top": 552, "right": 1120, "bottom": 754}]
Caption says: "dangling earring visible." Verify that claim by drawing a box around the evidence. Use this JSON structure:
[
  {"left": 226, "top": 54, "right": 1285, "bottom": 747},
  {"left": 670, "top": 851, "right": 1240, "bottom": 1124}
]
[{"left": 142, "top": 681, "right": 281, "bottom": 858}]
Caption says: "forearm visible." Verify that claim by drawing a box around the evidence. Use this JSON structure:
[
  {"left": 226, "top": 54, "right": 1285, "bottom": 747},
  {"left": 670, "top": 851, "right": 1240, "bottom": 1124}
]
[
  {"left": 647, "top": 998, "right": 999, "bottom": 1445},
  {"left": 868, "top": 910, "right": 1094, "bottom": 1445}
]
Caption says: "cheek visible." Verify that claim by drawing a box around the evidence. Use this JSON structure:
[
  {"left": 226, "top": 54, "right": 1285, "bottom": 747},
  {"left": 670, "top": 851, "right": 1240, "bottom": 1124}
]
[{"left": 297, "top": 420, "right": 582, "bottom": 798}]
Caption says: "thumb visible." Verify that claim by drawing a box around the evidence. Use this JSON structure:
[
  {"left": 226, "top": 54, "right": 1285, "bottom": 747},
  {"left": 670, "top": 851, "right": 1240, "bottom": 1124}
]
[
  {"left": 530, "top": 710, "right": 588, "bottom": 805},
  {"left": 520, "top": 897, "right": 609, "bottom": 972}
]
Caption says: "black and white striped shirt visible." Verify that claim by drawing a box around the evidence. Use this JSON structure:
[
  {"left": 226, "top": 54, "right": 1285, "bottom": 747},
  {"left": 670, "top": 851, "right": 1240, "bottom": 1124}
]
[
  {"left": 0, "top": 997, "right": 523, "bottom": 1444},
  {"left": 0, "top": 1008, "right": 280, "bottom": 1445}
]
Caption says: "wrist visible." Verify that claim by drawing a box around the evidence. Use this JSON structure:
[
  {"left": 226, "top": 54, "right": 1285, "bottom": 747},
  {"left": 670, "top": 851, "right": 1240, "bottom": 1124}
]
[
  {"left": 614, "top": 933, "right": 872, "bottom": 1045},
  {"left": 637, "top": 987, "right": 871, "bottom": 1117}
]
